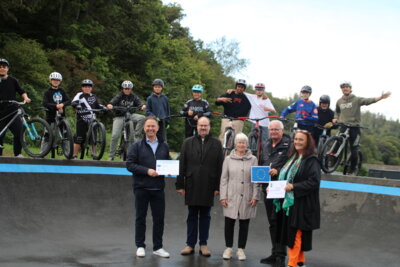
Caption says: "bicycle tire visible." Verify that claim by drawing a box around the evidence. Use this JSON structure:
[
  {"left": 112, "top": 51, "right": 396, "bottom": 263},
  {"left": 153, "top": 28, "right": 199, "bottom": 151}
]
[
  {"left": 317, "top": 135, "right": 327, "bottom": 161},
  {"left": 21, "top": 118, "right": 53, "bottom": 158},
  {"left": 58, "top": 120, "right": 74, "bottom": 159},
  {"left": 223, "top": 129, "right": 235, "bottom": 157},
  {"left": 121, "top": 124, "right": 131, "bottom": 161},
  {"left": 321, "top": 136, "right": 344, "bottom": 173},
  {"left": 343, "top": 149, "right": 363, "bottom": 176},
  {"left": 248, "top": 131, "right": 259, "bottom": 156},
  {"left": 89, "top": 122, "right": 106, "bottom": 160}
]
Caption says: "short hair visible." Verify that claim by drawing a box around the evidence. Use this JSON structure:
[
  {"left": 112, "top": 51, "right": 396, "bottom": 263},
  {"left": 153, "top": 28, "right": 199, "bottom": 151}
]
[
  {"left": 144, "top": 116, "right": 159, "bottom": 126},
  {"left": 235, "top": 132, "right": 248, "bottom": 144},
  {"left": 269, "top": 120, "right": 284, "bottom": 130},
  {"left": 288, "top": 130, "right": 316, "bottom": 158},
  {"left": 197, "top": 116, "right": 210, "bottom": 125}
]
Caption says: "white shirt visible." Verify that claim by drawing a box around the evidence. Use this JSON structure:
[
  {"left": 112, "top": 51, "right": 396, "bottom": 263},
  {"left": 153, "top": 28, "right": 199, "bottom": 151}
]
[{"left": 245, "top": 92, "right": 275, "bottom": 127}]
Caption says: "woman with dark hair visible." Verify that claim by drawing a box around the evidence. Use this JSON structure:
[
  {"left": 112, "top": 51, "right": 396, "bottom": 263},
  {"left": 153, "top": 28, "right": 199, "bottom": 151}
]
[{"left": 271, "top": 130, "right": 321, "bottom": 267}]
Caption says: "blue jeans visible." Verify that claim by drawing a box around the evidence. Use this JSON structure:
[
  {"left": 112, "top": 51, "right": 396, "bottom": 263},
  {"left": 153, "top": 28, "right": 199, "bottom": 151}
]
[
  {"left": 186, "top": 206, "right": 211, "bottom": 247},
  {"left": 134, "top": 188, "right": 165, "bottom": 250}
]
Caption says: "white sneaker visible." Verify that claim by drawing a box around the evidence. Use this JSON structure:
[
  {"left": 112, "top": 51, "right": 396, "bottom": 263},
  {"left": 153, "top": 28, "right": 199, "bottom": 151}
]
[
  {"left": 153, "top": 248, "right": 170, "bottom": 258},
  {"left": 237, "top": 248, "right": 246, "bottom": 261},
  {"left": 222, "top": 247, "right": 232, "bottom": 260},
  {"left": 16, "top": 154, "right": 24, "bottom": 158},
  {"left": 136, "top": 247, "right": 145, "bottom": 257}
]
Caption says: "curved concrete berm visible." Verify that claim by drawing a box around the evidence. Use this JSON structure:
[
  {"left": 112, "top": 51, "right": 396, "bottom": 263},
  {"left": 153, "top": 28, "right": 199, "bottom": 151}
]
[{"left": 0, "top": 157, "right": 399, "bottom": 267}]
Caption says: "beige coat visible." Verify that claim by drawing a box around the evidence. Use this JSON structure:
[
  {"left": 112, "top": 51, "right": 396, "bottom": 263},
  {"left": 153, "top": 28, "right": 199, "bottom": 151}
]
[{"left": 219, "top": 149, "right": 261, "bottom": 220}]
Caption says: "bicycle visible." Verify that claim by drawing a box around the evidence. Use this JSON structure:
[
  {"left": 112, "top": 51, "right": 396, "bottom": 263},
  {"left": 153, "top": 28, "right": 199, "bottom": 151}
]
[
  {"left": 0, "top": 100, "right": 53, "bottom": 157},
  {"left": 78, "top": 108, "right": 106, "bottom": 160},
  {"left": 213, "top": 112, "right": 243, "bottom": 157},
  {"left": 243, "top": 116, "right": 277, "bottom": 163},
  {"left": 315, "top": 123, "right": 329, "bottom": 161},
  {"left": 42, "top": 109, "right": 74, "bottom": 159},
  {"left": 321, "top": 123, "right": 366, "bottom": 175},
  {"left": 112, "top": 106, "right": 139, "bottom": 161}
]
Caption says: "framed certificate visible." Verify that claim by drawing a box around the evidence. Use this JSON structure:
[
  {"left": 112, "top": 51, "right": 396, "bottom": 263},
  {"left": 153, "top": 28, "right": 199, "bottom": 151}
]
[{"left": 251, "top": 166, "right": 271, "bottom": 183}]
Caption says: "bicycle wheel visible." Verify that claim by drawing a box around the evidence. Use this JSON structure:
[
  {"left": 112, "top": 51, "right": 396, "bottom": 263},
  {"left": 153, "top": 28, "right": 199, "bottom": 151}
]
[
  {"left": 248, "top": 130, "right": 258, "bottom": 156},
  {"left": 321, "top": 136, "right": 344, "bottom": 173},
  {"left": 223, "top": 129, "right": 235, "bottom": 157},
  {"left": 21, "top": 118, "right": 53, "bottom": 158},
  {"left": 343, "top": 149, "right": 363, "bottom": 176},
  {"left": 58, "top": 120, "right": 74, "bottom": 159},
  {"left": 317, "top": 136, "right": 327, "bottom": 161},
  {"left": 121, "top": 125, "right": 131, "bottom": 161},
  {"left": 89, "top": 122, "right": 106, "bottom": 160}
]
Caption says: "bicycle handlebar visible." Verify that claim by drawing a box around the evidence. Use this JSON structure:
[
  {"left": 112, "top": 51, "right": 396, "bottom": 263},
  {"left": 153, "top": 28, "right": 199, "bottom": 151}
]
[
  {"left": 0, "top": 100, "right": 26, "bottom": 105},
  {"left": 334, "top": 122, "right": 368, "bottom": 129}
]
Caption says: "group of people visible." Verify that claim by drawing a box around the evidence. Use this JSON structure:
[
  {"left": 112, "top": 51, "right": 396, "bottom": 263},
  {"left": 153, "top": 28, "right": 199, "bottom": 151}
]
[{"left": 0, "top": 56, "right": 391, "bottom": 266}]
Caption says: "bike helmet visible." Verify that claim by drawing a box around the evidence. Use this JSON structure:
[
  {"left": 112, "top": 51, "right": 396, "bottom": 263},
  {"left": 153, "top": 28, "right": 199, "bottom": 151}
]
[
  {"left": 254, "top": 83, "right": 265, "bottom": 90},
  {"left": 340, "top": 81, "right": 352, "bottom": 88},
  {"left": 235, "top": 79, "right": 247, "bottom": 88},
  {"left": 0, "top": 58, "right": 10, "bottom": 67},
  {"left": 121, "top": 80, "right": 134, "bottom": 89},
  {"left": 301, "top": 85, "right": 312, "bottom": 94},
  {"left": 152, "top": 79, "right": 165, "bottom": 88},
  {"left": 319, "top": 95, "right": 330, "bottom": 105},
  {"left": 49, "top": 72, "right": 62, "bottom": 81},
  {"left": 81, "top": 79, "right": 94, "bottom": 87},
  {"left": 192, "top": 84, "right": 203, "bottom": 92}
]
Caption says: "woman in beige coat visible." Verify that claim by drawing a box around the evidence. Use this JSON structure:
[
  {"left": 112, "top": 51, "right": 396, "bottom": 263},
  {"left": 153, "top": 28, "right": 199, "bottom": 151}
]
[{"left": 220, "top": 133, "right": 260, "bottom": 261}]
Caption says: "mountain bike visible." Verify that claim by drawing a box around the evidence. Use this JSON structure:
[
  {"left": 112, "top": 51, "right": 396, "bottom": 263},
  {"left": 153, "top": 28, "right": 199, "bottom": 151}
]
[
  {"left": 112, "top": 106, "right": 139, "bottom": 161},
  {"left": 213, "top": 112, "right": 243, "bottom": 157},
  {"left": 315, "top": 123, "right": 329, "bottom": 161},
  {"left": 79, "top": 109, "right": 106, "bottom": 160},
  {"left": 46, "top": 110, "right": 74, "bottom": 159},
  {"left": 321, "top": 123, "right": 366, "bottom": 175},
  {"left": 245, "top": 116, "right": 277, "bottom": 163},
  {"left": 0, "top": 100, "right": 53, "bottom": 157}
]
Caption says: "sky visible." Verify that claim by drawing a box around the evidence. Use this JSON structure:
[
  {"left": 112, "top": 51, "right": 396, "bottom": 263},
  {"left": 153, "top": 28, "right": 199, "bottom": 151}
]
[{"left": 162, "top": 0, "right": 400, "bottom": 121}]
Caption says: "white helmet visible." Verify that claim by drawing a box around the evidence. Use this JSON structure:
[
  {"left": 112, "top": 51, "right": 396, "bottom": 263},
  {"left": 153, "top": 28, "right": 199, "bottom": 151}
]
[
  {"left": 121, "top": 80, "right": 134, "bottom": 89},
  {"left": 49, "top": 72, "right": 62, "bottom": 81}
]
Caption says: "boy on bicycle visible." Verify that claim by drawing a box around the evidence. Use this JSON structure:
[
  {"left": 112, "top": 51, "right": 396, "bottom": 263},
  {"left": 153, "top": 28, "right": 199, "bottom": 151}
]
[
  {"left": 333, "top": 81, "right": 391, "bottom": 174},
  {"left": 315, "top": 94, "right": 334, "bottom": 146},
  {"left": 180, "top": 84, "right": 211, "bottom": 137},
  {"left": 71, "top": 79, "right": 107, "bottom": 159},
  {"left": 146, "top": 79, "right": 170, "bottom": 142},
  {"left": 42, "top": 72, "right": 71, "bottom": 125},
  {"left": 215, "top": 79, "right": 251, "bottom": 143},
  {"left": 107, "top": 80, "right": 146, "bottom": 161},
  {"left": 280, "top": 85, "right": 318, "bottom": 140},
  {"left": 0, "top": 58, "right": 31, "bottom": 157}
]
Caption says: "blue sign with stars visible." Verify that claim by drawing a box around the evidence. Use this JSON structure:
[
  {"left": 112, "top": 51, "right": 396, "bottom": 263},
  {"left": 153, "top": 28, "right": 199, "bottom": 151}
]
[{"left": 251, "top": 166, "right": 271, "bottom": 183}]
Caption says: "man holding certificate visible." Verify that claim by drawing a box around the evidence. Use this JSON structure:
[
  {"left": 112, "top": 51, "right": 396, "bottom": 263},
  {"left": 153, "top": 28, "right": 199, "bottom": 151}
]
[
  {"left": 176, "top": 117, "right": 224, "bottom": 257},
  {"left": 260, "top": 120, "right": 291, "bottom": 265},
  {"left": 126, "top": 117, "right": 171, "bottom": 259}
]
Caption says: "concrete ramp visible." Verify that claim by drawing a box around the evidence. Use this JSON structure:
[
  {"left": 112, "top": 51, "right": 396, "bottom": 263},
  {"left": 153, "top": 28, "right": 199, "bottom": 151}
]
[{"left": 0, "top": 157, "right": 399, "bottom": 267}]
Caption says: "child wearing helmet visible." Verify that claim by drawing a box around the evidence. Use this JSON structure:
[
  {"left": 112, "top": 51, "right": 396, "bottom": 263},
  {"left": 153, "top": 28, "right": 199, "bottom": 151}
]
[
  {"left": 315, "top": 95, "right": 334, "bottom": 145},
  {"left": 71, "top": 79, "right": 107, "bottom": 158},
  {"left": 0, "top": 58, "right": 31, "bottom": 157},
  {"left": 107, "top": 80, "right": 146, "bottom": 160},
  {"left": 146, "top": 79, "right": 170, "bottom": 142},
  {"left": 42, "top": 72, "right": 71, "bottom": 125},
  {"left": 180, "top": 84, "right": 211, "bottom": 137},
  {"left": 280, "top": 85, "right": 318, "bottom": 138}
]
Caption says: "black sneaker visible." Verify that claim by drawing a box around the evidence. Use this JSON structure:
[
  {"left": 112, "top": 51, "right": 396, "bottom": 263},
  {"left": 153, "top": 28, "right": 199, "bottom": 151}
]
[
  {"left": 297, "top": 262, "right": 306, "bottom": 267},
  {"left": 260, "top": 254, "right": 277, "bottom": 264},
  {"left": 274, "top": 257, "right": 285, "bottom": 267}
]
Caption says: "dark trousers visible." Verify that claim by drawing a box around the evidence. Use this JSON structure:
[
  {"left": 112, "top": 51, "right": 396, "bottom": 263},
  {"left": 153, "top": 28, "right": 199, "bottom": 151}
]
[
  {"left": 156, "top": 119, "right": 167, "bottom": 142},
  {"left": 186, "top": 206, "right": 211, "bottom": 247},
  {"left": 134, "top": 188, "right": 165, "bottom": 250},
  {"left": 264, "top": 192, "right": 287, "bottom": 257},
  {"left": 0, "top": 115, "right": 23, "bottom": 156},
  {"left": 340, "top": 127, "right": 361, "bottom": 170},
  {"left": 184, "top": 120, "right": 197, "bottom": 138},
  {"left": 224, "top": 217, "right": 250, "bottom": 249},
  {"left": 298, "top": 124, "right": 318, "bottom": 144}
]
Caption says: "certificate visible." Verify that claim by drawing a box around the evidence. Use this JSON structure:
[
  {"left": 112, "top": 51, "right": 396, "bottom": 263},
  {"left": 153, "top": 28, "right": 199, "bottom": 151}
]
[
  {"left": 156, "top": 160, "right": 179, "bottom": 176},
  {"left": 251, "top": 166, "right": 270, "bottom": 183},
  {"left": 266, "top": 181, "right": 287, "bottom": 199}
]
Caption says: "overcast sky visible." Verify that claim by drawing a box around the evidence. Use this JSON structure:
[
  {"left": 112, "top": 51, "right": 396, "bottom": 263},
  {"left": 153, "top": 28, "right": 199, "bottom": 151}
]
[{"left": 163, "top": 0, "right": 399, "bottom": 120}]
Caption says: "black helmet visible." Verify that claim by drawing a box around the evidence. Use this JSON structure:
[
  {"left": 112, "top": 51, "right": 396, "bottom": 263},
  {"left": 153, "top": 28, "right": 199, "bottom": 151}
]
[
  {"left": 301, "top": 85, "right": 312, "bottom": 94},
  {"left": 235, "top": 79, "right": 247, "bottom": 88},
  {"left": 81, "top": 79, "right": 94, "bottom": 87},
  {"left": 340, "top": 81, "right": 352, "bottom": 88},
  {"left": 319, "top": 95, "right": 330, "bottom": 105},
  {"left": 152, "top": 79, "right": 165, "bottom": 88},
  {"left": 0, "top": 58, "right": 10, "bottom": 67}
]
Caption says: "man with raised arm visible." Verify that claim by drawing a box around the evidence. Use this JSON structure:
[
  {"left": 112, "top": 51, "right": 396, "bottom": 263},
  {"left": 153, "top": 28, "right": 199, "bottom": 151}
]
[{"left": 333, "top": 81, "right": 391, "bottom": 174}]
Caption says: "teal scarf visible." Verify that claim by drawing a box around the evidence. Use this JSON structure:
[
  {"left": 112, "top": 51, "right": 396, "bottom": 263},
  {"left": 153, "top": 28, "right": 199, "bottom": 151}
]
[{"left": 273, "top": 154, "right": 303, "bottom": 216}]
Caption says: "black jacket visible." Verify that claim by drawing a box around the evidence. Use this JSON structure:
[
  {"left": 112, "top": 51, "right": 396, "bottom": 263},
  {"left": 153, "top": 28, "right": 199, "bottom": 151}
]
[
  {"left": 215, "top": 92, "right": 251, "bottom": 118},
  {"left": 108, "top": 92, "right": 144, "bottom": 117},
  {"left": 126, "top": 137, "right": 170, "bottom": 190},
  {"left": 176, "top": 135, "right": 224, "bottom": 207},
  {"left": 289, "top": 154, "right": 321, "bottom": 231},
  {"left": 261, "top": 133, "right": 291, "bottom": 185},
  {"left": 42, "top": 87, "right": 71, "bottom": 121}
]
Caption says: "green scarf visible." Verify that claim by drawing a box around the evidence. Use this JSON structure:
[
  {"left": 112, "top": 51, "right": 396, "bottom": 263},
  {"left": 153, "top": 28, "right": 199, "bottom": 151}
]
[{"left": 273, "top": 154, "right": 303, "bottom": 216}]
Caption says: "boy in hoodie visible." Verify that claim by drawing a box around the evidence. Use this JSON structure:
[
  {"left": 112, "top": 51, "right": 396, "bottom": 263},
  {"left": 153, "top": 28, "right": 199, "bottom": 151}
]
[
  {"left": 333, "top": 81, "right": 390, "bottom": 174},
  {"left": 315, "top": 94, "right": 334, "bottom": 146}
]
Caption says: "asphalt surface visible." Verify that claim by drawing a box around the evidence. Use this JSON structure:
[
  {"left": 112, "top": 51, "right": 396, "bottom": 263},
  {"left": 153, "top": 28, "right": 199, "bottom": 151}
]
[{"left": 0, "top": 158, "right": 399, "bottom": 267}]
